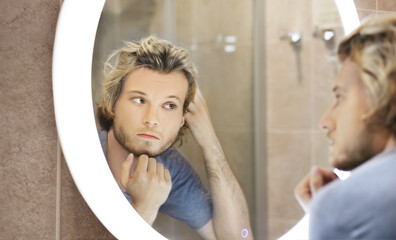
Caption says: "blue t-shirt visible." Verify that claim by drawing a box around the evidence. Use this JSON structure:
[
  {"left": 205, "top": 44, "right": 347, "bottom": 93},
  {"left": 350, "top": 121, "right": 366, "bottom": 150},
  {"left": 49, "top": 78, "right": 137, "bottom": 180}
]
[
  {"left": 98, "top": 130, "right": 213, "bottom": 230},
  {"left": 309, "top": 147, "right": 396, "bottom": 239}
]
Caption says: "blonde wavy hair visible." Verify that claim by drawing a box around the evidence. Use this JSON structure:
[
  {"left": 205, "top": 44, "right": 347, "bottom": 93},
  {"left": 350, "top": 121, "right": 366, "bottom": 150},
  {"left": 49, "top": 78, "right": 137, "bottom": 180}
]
[
  {"left": 338, "top": 14, "right": 396, "bottom": 136},
  {"left": 97, "top": 36, "right": 197, "bottom": 142}
]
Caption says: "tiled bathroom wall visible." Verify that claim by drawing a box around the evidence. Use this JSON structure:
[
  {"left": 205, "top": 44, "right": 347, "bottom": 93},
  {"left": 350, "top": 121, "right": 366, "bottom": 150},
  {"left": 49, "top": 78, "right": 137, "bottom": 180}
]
[
  {"left": 1, "top": 0, "right": 59, "bottom": 238},
  {"left": 1, "top": 0, "right": 114, "bottom": 239}
]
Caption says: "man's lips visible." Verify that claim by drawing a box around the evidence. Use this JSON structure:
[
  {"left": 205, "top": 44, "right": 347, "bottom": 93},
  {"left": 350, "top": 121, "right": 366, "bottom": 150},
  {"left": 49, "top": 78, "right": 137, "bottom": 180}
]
[{"left": 137, "top": 133, "right": 160, "bottom": 140}]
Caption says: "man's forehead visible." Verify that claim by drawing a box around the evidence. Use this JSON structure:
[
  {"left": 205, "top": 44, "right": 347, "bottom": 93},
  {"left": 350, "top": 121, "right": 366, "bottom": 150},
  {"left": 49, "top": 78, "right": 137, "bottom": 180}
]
[
  {"left": 333, "top": 58, "right": 361, "bottom": 91},
  {"left": 123, "top": 68, "right": 188, "bottom": 97}
]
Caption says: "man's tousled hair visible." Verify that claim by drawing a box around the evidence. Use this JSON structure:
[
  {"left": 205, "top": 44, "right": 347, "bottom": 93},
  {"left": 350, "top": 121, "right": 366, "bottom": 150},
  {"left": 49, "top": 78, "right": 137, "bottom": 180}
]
[{"left": 338, "top": 14, "right": 396, "bottom": 137}]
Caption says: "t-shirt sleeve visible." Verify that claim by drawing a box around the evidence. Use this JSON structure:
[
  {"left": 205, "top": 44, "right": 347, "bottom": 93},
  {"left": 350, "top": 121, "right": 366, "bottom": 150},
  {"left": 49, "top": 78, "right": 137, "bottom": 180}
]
[{"left": 158, "top": 149, "right": 213, "bottom": 230}]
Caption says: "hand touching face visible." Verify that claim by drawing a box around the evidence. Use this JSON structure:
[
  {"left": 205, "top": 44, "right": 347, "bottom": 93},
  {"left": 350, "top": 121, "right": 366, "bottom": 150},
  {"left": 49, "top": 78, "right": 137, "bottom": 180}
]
[{"left": 120, "top": 153, "right": 172, "bottom": 225}]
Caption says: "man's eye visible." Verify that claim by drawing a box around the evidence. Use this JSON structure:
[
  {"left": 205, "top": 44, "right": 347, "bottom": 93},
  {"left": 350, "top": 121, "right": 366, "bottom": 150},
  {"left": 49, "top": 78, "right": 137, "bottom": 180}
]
[
  {"left": 164, "top": 103, "right": 176, "bottom": 110},
  {"left": 132, "top": 98, "right": 144, "bottom": 104}
]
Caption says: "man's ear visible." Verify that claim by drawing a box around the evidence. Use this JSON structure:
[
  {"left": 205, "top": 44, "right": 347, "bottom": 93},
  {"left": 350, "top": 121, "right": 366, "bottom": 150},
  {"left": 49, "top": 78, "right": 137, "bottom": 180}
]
[{"left": 180, "top": 116, "right": 185, "bottom": 127}]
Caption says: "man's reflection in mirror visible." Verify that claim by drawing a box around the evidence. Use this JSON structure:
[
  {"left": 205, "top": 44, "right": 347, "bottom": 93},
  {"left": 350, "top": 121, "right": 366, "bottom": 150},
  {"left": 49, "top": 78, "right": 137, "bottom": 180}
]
[
  {"left": 96, "top": 36, "right": 252, "bottom": 239},
  {"left": 295, "top": 14, "right": 396, "bottom": 239}
]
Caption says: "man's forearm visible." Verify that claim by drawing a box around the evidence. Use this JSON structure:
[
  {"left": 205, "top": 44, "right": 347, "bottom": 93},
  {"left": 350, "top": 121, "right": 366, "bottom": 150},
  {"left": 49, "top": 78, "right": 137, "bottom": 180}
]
[{"left": 201, "top": 139, "right": 253, "bottom": 240}]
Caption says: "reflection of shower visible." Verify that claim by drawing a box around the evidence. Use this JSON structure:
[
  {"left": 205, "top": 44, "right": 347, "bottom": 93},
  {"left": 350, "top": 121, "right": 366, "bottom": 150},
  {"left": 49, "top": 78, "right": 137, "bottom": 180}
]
[
  {"left": 313, "top": 27, "right": 336, "bottom": 51},
  {"left": 280, "top": 30, "right": 303, "bottom": 83}
]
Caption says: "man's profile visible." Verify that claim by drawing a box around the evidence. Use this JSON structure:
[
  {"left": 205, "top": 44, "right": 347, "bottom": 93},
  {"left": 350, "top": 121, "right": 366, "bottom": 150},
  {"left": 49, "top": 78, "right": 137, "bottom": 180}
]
[
  {"left": 295, "top": 14, "right": 396, "bottom": 239},
  {"left": 96, "top": 36, "right": 252, "bottom": 239}
]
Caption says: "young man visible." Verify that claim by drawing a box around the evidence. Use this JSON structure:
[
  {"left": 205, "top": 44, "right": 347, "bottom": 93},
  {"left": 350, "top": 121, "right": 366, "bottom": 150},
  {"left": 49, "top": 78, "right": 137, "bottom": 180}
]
[
  {"left": 295, "top": 15, "right": 396, "bottom": 239},
  {"left": 96, "top": 36, "right": 252, "bottom": 239}
]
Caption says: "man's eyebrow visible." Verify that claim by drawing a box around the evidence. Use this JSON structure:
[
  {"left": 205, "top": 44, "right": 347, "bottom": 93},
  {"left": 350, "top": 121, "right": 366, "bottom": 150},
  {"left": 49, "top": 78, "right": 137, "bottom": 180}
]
[
  {"left": 128, "top": 90, "right": 146, "bottom": 95},
  {"left": 165, "top": 95, "right": 182, "bottom": 102},
  {"left": 128, "top": 91, "right": 182, "bottom": 102}
]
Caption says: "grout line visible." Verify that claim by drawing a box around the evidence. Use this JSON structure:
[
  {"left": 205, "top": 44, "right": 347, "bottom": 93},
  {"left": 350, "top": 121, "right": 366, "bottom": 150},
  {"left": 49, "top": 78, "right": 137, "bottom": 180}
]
[{"left": 56, "top": 137, "right": 61, "bottom": 240}]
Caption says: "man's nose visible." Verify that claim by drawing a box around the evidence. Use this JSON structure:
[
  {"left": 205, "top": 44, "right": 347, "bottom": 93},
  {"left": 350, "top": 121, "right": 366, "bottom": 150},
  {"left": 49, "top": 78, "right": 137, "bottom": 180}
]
[
  {"left": 318, "top": 108, "right": 334, "bottom": 132},
  {"left": 143, "top": 105, "right": 159, "bottom": 128}
]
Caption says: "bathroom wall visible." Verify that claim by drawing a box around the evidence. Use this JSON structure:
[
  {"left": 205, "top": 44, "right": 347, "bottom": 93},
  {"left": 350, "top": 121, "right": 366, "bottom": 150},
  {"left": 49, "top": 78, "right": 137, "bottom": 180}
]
[
  {"left": 0, "top": 0, "right": 114, "bottom": 239},
  {"left": 264, "top": 0, "right": 396, "bottom": 239},
  {"left": 355, "top": 0, "right": 396, "bottom": 19},
  {"left": 0, "top": 0, "right": 59, "bottom": 238}
]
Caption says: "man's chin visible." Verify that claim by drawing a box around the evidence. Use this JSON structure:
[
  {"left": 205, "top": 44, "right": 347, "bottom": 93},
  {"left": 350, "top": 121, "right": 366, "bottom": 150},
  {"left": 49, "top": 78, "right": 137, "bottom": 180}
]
[
  {"left": 129, "top": 148, "right": 161, "bottom": 158},
  {"left": 331, "top": 154, "right": 365, "bottom": 171}
]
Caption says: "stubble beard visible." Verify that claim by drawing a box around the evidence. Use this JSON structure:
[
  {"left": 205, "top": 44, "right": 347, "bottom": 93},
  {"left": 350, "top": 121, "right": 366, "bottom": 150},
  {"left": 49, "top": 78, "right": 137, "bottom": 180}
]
[
  {"left": 113, "top": 124, "right": 180, "bottom": 158},
  {"left": 333, "top": 125, "right": 378, "bottom": 171}
]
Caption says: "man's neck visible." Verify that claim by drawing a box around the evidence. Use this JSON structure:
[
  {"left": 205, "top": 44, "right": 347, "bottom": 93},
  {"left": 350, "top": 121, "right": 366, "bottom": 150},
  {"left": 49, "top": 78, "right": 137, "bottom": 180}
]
[{"left": 106, "top": 128, "right": 133, "bottom": 188}]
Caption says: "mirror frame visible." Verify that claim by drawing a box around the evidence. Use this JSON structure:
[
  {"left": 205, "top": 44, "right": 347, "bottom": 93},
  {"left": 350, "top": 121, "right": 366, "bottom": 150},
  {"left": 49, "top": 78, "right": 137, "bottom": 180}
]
[{"left": 52, "top": 0, "right": 359, "bottom": 239}]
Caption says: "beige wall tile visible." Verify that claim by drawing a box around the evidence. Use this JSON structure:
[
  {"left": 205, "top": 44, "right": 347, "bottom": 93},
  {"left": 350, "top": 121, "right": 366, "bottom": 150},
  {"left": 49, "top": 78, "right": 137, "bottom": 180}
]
[
  {"left": 354, "top": 0, "right": 377, "bottom": 10},
  {"left": 175, "top": 0, "right": 193, "bottom": 46},
  {"left": 190, "top": 0, "right": 223, "bottom": 44},
  {"left": 267, "top": 131, "right": 310, "bottom": 219},
  {"left": 265, "top": 0, "right": 313, "bottom": 41},
  {"left": 194, "top": 44, "right": 254, "bottom": 131},
  {"left": 378, "top": 0, "right": 396, "bottom": 11},
  {"left": 357, "top": 9, "right": 377, "bottom": 21},
  {"left": 312, "top": 132, "right": 332, "bottom": 168},
  {"left": 377, "top": 10, "right": 396, "bottom": 15},
  {"left": 218, "top": 0, "right": 253, "bottom": 42},
  {"left": 267, "top": 218, "right": 301, "bottom": 240},
  {"left": 266, "top": 40, "right": 312, "bottom": 130}
]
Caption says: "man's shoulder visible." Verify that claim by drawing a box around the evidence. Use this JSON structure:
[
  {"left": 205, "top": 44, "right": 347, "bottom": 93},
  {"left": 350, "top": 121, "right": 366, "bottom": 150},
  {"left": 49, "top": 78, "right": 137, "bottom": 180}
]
[{"left": 97, "top": 129, "right": 108, "bottom": 152}]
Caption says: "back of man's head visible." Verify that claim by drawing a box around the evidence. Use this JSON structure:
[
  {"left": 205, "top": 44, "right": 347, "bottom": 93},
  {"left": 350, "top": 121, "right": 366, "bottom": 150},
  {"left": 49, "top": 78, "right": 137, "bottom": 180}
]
[
  {"left": 97, "top": 36, "right": 197, "bottom": 132},
  {"left": 337, "top": 14, "right": 396, "bottom": 137}
]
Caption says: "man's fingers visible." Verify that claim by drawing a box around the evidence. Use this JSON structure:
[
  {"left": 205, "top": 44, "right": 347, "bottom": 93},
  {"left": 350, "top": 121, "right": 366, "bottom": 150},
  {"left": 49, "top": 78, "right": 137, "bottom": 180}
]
[
  {"left": 294, "top": 173, "right": 312, "bottom": 211},
  {"left": 148, "top": 157, "right": 157, "bottom": 173},
  {"left": 317, "top": 167, "right": 339, "bottom": 182},
  {"left": 309, "top": 167, "right": 338, "bottom": 194},
  {"left": 121, "top": 153, "right": 134, "bottom": 188},
  {"left": 136, "top": 155, "right": 149, "bottom": 172},
  {"left": 156, "top": 162, "right": 164, "bottom": 179},
  {"left": 309, "top": 167, "right": 325, "bottom": 195}
]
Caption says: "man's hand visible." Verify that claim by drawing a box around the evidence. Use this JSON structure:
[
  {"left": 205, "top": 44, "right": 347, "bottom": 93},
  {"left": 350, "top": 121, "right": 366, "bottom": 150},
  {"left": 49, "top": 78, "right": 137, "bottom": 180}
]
[
  {"left": 185, "top": 87, "right": 218, "bottom": 150},
  {"left": 120, "top": 153, "right": 172, "bottom": 225},
  {"left": 294, "top": 166, "right": 338, "bottom": 213}
]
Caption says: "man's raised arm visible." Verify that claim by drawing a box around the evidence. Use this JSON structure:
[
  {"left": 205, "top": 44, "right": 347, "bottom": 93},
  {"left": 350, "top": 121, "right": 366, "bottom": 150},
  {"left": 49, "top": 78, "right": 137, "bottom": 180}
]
[{"left": 185, "top": 88, "right": 253, "bottom": 240}]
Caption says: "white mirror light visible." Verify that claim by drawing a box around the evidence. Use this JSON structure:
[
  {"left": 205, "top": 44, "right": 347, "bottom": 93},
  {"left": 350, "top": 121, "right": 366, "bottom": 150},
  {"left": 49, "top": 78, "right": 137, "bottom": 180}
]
[
  {"left": 52, "top": 0, "right": 165, "bottom": 239},
  {"left": 52, "top": 0, "right": 359, "bottom": 239}
]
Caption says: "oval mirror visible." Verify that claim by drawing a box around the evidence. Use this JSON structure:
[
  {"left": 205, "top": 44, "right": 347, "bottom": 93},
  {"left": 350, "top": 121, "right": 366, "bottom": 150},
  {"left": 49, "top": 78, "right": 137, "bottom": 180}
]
[{"left": 52, "top": 0, "right": 359, "bottom": 239}]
